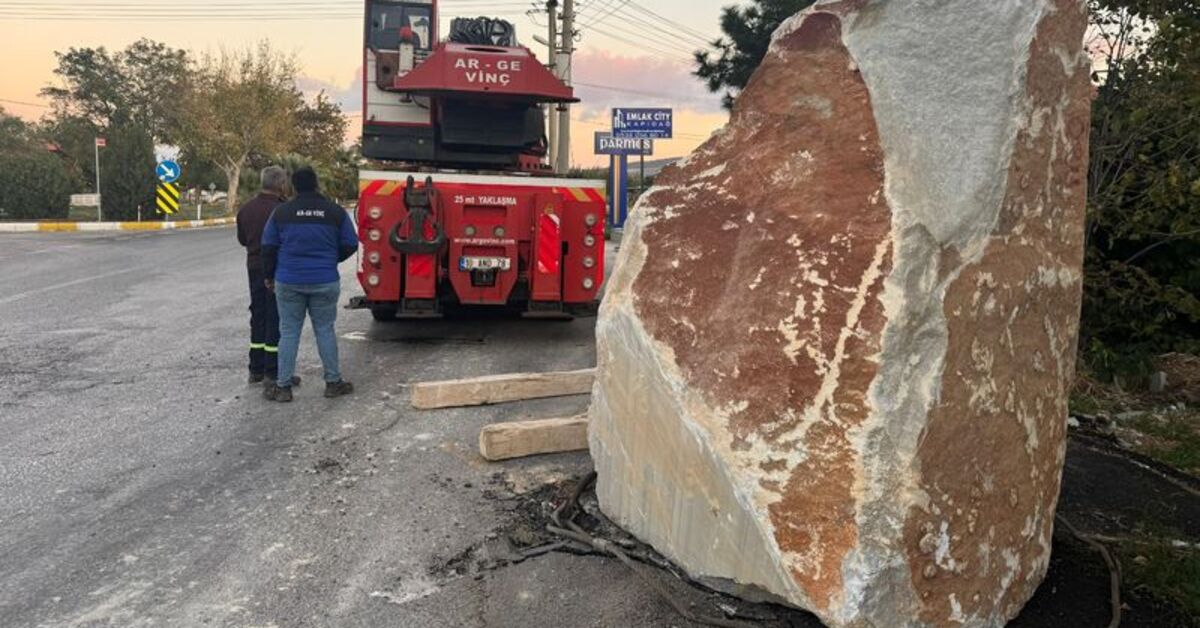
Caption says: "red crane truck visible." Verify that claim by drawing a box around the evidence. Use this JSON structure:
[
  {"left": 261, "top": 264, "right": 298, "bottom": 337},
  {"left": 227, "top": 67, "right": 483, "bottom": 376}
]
[{"left": 352, "top": 0, "right": 606, "bottom": 320}]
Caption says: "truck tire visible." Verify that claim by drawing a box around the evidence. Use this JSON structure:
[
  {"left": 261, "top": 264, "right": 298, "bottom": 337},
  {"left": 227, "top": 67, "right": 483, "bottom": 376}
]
[{"left": 370, "top": 305, "right": 397, "bottom": 322}]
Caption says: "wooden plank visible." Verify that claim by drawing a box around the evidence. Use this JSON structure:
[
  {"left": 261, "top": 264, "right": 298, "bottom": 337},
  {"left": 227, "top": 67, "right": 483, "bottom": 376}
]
[
  {"left": 410, "top": 368, "right": 595, "bottom": 409},
  {"left": 479, "top": 415, "right": 590, "bottom": 461}
]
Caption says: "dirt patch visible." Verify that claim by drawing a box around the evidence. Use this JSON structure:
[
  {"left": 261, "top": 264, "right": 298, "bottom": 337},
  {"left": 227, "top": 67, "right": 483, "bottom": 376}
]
[
  {"left": 1122, "top": 411, "right": 1200, "bottom": 476},
  {"left": 404, "top": 454, "right": 1200, "bottom": 627},
  {"left": 1154, "top": 353, "right": 1200, "bottom": 403},
  {"left": 311, "top": 457, "right": 343, "bottom": 474},
  {"left": 1072, "top": 360, "right": 1200, "bottom": 483}
]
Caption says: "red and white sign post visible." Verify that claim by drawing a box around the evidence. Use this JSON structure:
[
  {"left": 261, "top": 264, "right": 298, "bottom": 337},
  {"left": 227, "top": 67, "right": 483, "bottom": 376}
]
[{"left": 94, "top": 137, "right": 106, "bottom": 221}]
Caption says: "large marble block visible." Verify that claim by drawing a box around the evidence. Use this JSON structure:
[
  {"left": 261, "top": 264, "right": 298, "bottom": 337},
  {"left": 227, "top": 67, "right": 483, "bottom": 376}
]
[{"left": 588, "top": 1, "right": 1091, "bottom": 625}]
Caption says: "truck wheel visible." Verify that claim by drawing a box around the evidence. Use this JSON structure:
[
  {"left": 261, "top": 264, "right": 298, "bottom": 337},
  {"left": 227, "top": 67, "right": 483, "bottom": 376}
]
[{"left": 370, "top": 305, "right": 397, "bottom": 322}]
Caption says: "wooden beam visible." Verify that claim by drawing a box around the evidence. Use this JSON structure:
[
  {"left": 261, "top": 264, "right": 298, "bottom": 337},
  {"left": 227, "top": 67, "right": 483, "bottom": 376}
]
[
  {"left": 410, "top": 368, "right": 595, "bottom": 409},
  {"left": 479, "top": 415, "right": 590, "bottom": 461}
]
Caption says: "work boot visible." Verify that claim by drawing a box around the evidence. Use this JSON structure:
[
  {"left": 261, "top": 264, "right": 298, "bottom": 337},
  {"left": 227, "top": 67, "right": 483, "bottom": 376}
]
[
  {"left": 264, "top": 384, "right": 293, "bottom": 402},
  {"left": 264, "top": 375, "right": 302, "bottom": 388},
  {"left": 248, "top": 373, "right": 265, "bottom": 384},
  {"left": 324, "top": 380, "right": 354, "bottom": 398}
]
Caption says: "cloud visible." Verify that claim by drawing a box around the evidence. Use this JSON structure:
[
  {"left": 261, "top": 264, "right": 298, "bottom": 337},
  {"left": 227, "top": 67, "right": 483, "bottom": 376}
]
[
  {"left": 296, "top": 69, "right": 362, "bottom": 113},
  {"left": 570, "top": 49, "right": 722, "bottom": 118}
]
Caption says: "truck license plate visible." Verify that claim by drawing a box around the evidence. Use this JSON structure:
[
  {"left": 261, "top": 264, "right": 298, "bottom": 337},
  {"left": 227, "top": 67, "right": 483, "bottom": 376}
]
[{"left": 459, "top": 256, "right": 511, "bottom": 271}]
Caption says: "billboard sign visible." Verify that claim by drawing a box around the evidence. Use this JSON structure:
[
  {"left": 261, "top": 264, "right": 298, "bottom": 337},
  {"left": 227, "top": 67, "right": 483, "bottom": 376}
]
[
  {"left": 594, "top": 132, "right": 653, "bottom": 156},
  {"left": 611, "top": 108, "right": 673, "bottom": 139}
]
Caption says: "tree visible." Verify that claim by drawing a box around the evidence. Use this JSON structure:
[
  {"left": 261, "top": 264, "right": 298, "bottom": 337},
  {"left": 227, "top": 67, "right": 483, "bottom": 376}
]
[
  {"left": 97, "top": 123, "right": 157, "bottom": 221},
  {"left": 294, "top": 92, "right": 348, "bottom": 165},
  {"left": 694, "top": 0, "right": 815, "bottom": 109},
  {"left": 38, "top": 39, "right": 186, "bottom": 219},
  {"left": 0, "top": 109, "right": 31, "bottom": 152},
  {"left": 271, "top": 145, "right": 360, "bottom": 205},
  {"left": 0, "top": 109, "right": 79, "bottom": 220},
  {"left": 1080, "top": 0, "right": 1200, "bottom": 375},
  {"left": 177, "top": 42, "right": 347, "bottom": 211},
  {"left": 320, "top": 145, "right": 363, "bottom": 204},
  {"left": 42, "top": 38, "right": 188, "bottom": 143}
]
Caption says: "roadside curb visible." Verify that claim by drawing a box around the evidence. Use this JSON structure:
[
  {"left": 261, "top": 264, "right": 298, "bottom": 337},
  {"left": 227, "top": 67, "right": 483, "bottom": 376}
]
[{"left": 0, "top": 218, "right": 234, "bottom": 233}]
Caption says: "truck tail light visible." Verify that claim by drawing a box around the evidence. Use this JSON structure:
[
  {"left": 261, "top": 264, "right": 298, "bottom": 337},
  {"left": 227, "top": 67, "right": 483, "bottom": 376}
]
[
  {"left": 368, "top": 228, "right": 382, "bottom": 242},
  {"left": 584, "top": 213, "right": 598, "bottom": 227},
  {"left": 582, "top": 255, "right": 595, "bottom": 269},
  {"left": 368, "top": 206, "right": 383, "bottom": 220},
  {"left": 367, "top": 250, "right": 381, "bottom": 265},
  {"left": 367, "top": 273, "right": 381, "bottom": 287},
  {"left": 583, "top": 277, "right": 595, "bottom": 290},
  {"left": 583, "top": 234, "right": 596, "bottom": 247}
]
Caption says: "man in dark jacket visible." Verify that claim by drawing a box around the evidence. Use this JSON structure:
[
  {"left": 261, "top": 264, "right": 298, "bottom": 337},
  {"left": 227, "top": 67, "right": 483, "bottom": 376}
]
[
  {"left": 236, "top": 166, "right": 292, "bottom": 385},
  {"left": 261, "top": 167, "right": 358, "bottom": 402}
]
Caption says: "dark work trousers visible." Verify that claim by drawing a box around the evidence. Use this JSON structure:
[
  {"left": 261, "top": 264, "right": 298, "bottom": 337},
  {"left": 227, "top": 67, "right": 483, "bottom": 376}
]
[{"left": 247, "top": 267, "right": 280, "bottom": 378}]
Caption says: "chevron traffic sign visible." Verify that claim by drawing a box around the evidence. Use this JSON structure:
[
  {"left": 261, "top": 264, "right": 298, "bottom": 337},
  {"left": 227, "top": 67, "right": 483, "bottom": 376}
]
[{"left": 156, "top": 181, "right": 180, "bottom": 215}]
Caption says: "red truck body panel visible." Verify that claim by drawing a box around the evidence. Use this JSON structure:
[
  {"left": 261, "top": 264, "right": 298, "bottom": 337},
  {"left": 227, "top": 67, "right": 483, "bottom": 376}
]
[{"left": 356, "top": 171, "right": 605, "bottom": 317}]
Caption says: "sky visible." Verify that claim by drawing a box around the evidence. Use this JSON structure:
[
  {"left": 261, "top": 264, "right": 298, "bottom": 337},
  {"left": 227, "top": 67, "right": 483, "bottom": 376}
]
[{"left": 0, "top": 0, "right": 735, "bottom": 168}]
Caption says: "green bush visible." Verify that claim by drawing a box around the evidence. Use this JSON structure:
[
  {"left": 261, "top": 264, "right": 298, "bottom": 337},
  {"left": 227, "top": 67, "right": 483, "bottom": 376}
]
[
  {"left": 1079, "top": 0, "right": 1200, "bottom": 377},
  {"left": 0, "top": 151, "right": 77, "bottom": 220}
]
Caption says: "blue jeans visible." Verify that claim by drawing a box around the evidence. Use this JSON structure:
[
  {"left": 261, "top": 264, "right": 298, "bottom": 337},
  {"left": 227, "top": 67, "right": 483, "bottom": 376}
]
[{"left": 275, "top": 281, "right": 342, "bottom": 386}]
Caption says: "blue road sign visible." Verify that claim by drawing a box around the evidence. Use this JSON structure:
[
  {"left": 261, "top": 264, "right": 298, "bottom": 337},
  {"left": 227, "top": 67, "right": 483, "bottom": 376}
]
[
  {"left": 156, "top": 160, "right": 181, "bottom": 184},
  {"left": 594, "top": 132, "right": 653, "bottom": 156},
  {"left": 612, "top": 108, "right": 673, "bottom": 139}
]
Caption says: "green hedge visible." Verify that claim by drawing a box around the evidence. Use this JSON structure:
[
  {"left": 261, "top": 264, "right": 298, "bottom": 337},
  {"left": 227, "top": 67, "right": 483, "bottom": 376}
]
[{"left": 0, "top": 151, "right": 77, "bottom": 220}]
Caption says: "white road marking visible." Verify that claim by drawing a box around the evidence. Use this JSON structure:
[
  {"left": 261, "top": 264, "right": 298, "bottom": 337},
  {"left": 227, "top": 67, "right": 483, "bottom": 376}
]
[
  {"left": 0, "top": 267, "right": 142, "bottom": 306},
  {"left": 15, "top": 244, "right": 86, "bottom": 257}
]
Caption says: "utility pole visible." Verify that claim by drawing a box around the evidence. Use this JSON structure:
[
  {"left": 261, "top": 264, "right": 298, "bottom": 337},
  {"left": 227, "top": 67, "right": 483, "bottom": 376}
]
[
  {"left": 555, "top": 0, "right": 574, "bottom": 174},
  {"left": 93, "top": 137, "right": 103, "bottom": 222},
  {"left": 546, "top": 0, "right": 559, "bottom": 169}
]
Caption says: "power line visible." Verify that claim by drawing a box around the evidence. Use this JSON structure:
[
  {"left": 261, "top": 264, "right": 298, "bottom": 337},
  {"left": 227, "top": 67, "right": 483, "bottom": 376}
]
[
  {"left": 0, "top": 0, "right": 529, "bottom": 5},
  {"left": 576, "top": 0, "right": 615, "bottom": 20},
  {"left": 0, "top": 12, "right": 355, "bottom": 19},
  {"left": 582, "top": 27, "right": 692, "bottom": 66},
  {"left": 624, "top": 2, "right": 717, "bottom": 43},
  {"left": 578, "top": 0, "right": 627, "bottom": 28},
  {"left": 599, "top": 10, "right": 707, "bottom": 54},
  {"left": 0, "top": 1, "right": 536, "bottom": 19},
  {"left": 611, "top": 6, "right": 709, "bottom": 47},
  {"left": 0, "top": 97, "right": 50, "bottom": 109},
  {"left": 574, "top": 80, "right": 691, "bottom": 102},
  {"left": 0, "top": 10, "right": 535, "bottom": 21},
  {"left": 0, "top": 4, "right": 529, "bottom": 12},
  {"left": 585, "top": 0, "right": 710, "bottom": 49}
]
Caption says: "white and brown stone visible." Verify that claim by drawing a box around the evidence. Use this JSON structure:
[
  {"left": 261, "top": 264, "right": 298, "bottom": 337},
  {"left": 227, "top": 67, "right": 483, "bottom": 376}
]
[{"left": 587, "top": 1, "right": 1091, "bottom": 626}]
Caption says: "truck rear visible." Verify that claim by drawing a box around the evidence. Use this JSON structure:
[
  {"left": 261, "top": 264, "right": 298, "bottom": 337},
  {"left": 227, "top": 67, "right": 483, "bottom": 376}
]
[
  {"left": 355, "top": 172, "right": 605, "bottom": 319},
  {"left": 354, "top": 2, "right": 605, "bottom": 319}
]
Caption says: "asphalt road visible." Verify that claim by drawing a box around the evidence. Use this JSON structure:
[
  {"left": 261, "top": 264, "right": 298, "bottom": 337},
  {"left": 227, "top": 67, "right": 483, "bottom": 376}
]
[
  {"left": 5, "top": 228, "right": 1190, "bottom": 628},
  {"left": 0, "top": 227, "right": 728, "bottom": 628}
]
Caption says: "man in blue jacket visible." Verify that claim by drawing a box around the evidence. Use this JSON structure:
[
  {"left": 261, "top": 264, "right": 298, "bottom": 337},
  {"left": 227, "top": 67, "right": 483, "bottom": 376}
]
[{"left": 261, "top": 167, "right": 358, "bottom": 402}]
